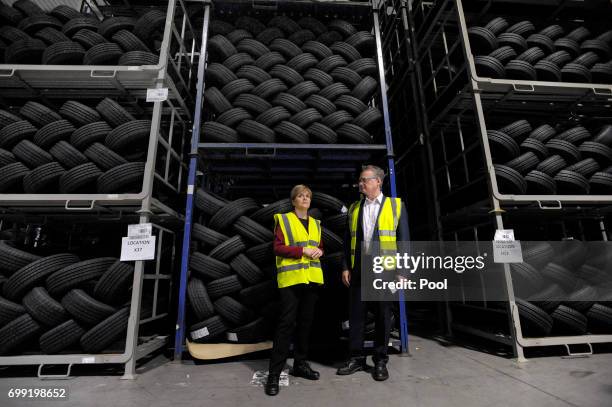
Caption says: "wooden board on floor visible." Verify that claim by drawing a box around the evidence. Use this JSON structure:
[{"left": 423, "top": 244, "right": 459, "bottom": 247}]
[{"left": 187, "top": 340, "right": 273, "bottom": 360}]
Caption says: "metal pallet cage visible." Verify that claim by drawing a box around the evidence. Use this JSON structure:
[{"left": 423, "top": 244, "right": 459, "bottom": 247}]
[{"left": 173, "top": 0, "right": 411, "bottom": 360}]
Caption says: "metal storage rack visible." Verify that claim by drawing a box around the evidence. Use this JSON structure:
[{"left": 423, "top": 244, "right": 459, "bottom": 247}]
[
  {"left": 382, "top": 0, "right": 612, "bottom": 361},
  {"left": 0, "top": 0, "right": 205, "bottom": 377},
  {"left": 173, "top": 0, "right": 411, "bottom": 360}
]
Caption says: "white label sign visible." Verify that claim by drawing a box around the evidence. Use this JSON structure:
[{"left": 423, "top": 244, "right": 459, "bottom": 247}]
[
  {"left": 227, "top": 332, "right": 238, "bottom": 342},
  {"left": 494, "top": 229, "right": 515, "bottom": 241},
  {"left": 146, "top": 88, "right": 168, "bottom": 102},
  {"left": 191, "top": 326, "right": 209, "bottom": 340},
  {"left": 493, "top": 240, "right": 523, "bottom": 263},
  {"left": 120, "top": 236, "right": 156, "bottom": 261},
  {"left": 128, "top": 223, "right": 152, "bottom": 239}
]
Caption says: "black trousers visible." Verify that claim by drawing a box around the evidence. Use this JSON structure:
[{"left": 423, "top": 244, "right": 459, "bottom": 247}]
[
  {"left": 268, "top": 283, "right": 318, "bottom": 375},
  {"left": 348, "top": 277, "right": 392, "bottom": 363}
]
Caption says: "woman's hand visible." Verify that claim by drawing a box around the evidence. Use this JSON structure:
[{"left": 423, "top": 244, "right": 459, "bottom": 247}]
[
  {"left": 303, "top": 248, "right": 323, "bottom": 259},
  {"left": 342, "top": 270, "right": 351, "bottom": 287}
]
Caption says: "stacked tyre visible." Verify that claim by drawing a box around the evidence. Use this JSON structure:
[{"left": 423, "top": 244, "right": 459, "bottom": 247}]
[
  {"left": 469, "top": 17, "right": 612, "bottom": 84},
  {"left": 0, "top": 98, "right": 150, "bottom": 194},
  {"left": 0, "top": 242, "right": 135, "bottom": 355},
  {"left": 187, "top": 188, "right": 348, "bottom": 343},
  {"left": 0, "top": 1, "right": 163, "bottom": 65},
  {"left": 201, "top": 15, "right": 383, "bottom": 144},
  {"left": 488, "top": 120, "right": 612, "bottom": 195},
  {"left": 510, "top": 241, "right": 612, "bottom": 337}
]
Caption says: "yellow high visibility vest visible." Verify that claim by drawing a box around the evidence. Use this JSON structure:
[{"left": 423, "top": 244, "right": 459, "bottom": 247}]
[
  {"left": 349, "top": 197, "right": 401, "bottom": 269},
  {"left": 274, "top": 212, "right": 324, "bottom": 288}
]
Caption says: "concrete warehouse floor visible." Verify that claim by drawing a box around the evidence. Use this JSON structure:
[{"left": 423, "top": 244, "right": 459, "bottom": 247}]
[{"left": 0, "top": 335, "right": 611, "bottom": 407}]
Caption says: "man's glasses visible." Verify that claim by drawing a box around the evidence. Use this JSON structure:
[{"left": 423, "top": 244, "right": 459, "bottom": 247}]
[{"left": 358, "top": 176, "right": 377, "bottom": 183}]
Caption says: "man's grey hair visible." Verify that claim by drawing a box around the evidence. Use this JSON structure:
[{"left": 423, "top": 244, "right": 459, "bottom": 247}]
[{"left": 361, "top": 165, "right": 385, "bottom": 183}]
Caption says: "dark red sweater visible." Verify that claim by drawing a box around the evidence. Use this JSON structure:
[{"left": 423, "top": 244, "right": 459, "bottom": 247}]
[{"left": 273, "top": 216, "right": 324, "bottom": 258}]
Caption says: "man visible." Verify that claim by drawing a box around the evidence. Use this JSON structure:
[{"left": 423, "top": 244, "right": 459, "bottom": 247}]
[{"left": 336, "top": 165, "right": 409, "bottom": 381}]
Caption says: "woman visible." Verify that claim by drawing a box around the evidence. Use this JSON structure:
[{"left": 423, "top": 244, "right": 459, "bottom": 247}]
[{"left": 265, "top": 184, "right": 324, "bottom": 396}]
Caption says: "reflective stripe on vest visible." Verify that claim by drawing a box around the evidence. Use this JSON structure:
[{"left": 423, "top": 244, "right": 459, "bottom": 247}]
[
  {"left": 274, "top": 211, "right": 324, "bottom": 288},
  {"left": 349, "top": 197, "right": 401, "bottom": 269}
]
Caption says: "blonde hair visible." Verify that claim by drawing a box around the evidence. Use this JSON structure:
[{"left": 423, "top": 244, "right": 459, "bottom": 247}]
[{"left": 290, "top": 184, "right": 312, "bottom": 201}]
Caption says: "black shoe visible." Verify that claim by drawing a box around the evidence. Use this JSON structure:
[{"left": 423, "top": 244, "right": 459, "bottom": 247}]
[
  {"left": 291, "top": 361, "right": 320, "bottom": 380},
  {"left": 336, "top": 357, "right": 366, "bottom": 375},
  {"left": 372, "top": 362, "right": 389, "bottom": 381},
  {"left": 265, "top": 374, "right": 280, "bottom": 396}
]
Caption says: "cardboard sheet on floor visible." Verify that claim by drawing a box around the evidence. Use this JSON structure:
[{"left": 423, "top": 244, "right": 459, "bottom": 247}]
[{"left": 186, "top": 340, "right": 273, "bottom": 360}]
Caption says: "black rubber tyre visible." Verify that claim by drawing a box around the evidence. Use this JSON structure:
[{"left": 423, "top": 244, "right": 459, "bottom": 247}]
[
  {"left": 72, "top": 28, "right": 106, "bottom": 49},
  {"left": 528, "top": 283, "right": 564, "bottom": 312},
  {"left": 214, "top": 296, "right": 255, "bottom": 326},
  {"left": 551, "top": 305, "right": 588, "bottom": 335},
  {"left": 304, "top": 123, "right": 336, "bottom": 144},
  {"left": 236, "top": 38, "right": 269, "bottom": 59},
  {"left": 586, "top": 304, "right": 612, "bottom": 332},
  {"left": 84, "top": 143, "right": 127, "bottom": 171},
  {"left": 328, "top": 19, "right": 357, "bottom": 38},
  {"left": 288, "top": 29, "right": 315, "bottom": 46},
  {"left": 594, "top": 125, "right": 612, "bottom": 146},
  {"left": 62, "top": 288, "right": 116, "bottom": 326},
  {"left": 190, "top": 252, "right": 232, "bottom": 281},
  {"left": 553, "top": 37, "right": 580, "bottom": 58},
  {"left": 254, "top": 51, "right": 286, "bottom": 71},
  {"left": 97, "top": 16, "right": 135, "bottom": 39},
  {"left": 0, "top": 162, "right": 29, "bottom": 192},
  {"left": 0, "top": 5, "right": 23, "bottom": 26},
  {"left": 221, "top": 78, "right": 255, "bottom": 102},
  {"left": 351, "top": 76, "right": 378, "bottom": 102},
  {"left": 526, "top": 33, "right": 554, "bottom": 54},
  {"left": 59, "top": 100, "right": 100, "bottom": 126},
  {"left": 529, "top": 124, "right": 556, "bottom": 142},
  {"left": 3, "top": 253, "right": 79, "bottom": 300},
  {"left": 256, "top": 27, "right": 284, "bottom": 46},
  {"left": 505, "top": 59, "right": 537, "bottom": 80},
  {"left": 188, "top": 278, "right": 215, "bottom": 321},
  {"left": 516, "top": 299, "right": 553, "bottom": 337},
  {"left": 546, "top": 139, "right": 581, "bottom": 163},
  {"left": 132, "top": 9, "right": 166, "bottom": 42},
  {"left": 19, "top": 101, "right": 62, "bottom": 127},
  {"left": 50, "top": 140, "right": 90, "bottom": 168},
  {"left": 561, "top": 63, "right": 592, "bottom": 83},
  {"left": 58, "top": 162, "right": 101, "bottom": 193},
  {"left": 204, "top": 87, "right": 232, "bottom": 114},
  {"left": 211, "top": 20, "right": 234, "bottom": 36},
  {"left": 270, "top": 38, "right": 302, "bottom": 59},
  {"left": 39, "top": 319, "right": 85, "bottom": 354},
  {"left": 189, "top": 315, "right": 228, "bottom": 342},
  {"left": 18, "top": 14, "right": 61, "bottom": 34},
  {"left": 494, "top": 164, "right": 527, "bottom": 194},
  {"left": 34, "top": 27, "right": 70, "bottom": 44},
  {"left": 321, "top": 110, "right": 353, "bottom": 130},
  {"left": 271, "top": 92, "right": 306, "bottom": 114},
  {"left": 206, "top": 63, "right": 238, "bottom": 87},
  {"left": 105, "top": 120, "right": 151, "bottom": 153},
  {"left": 269, "top": 64, "right": 303, "bottom": 86},
  {"left": 227, "top": 29, "right": 252, "bottom": 45},
  {"left": 305, "top": 94, "right": 337, "bottom": 116},
  {"left": 520, "top": 138, "right": 549, "bottom": 159},
  {"left": 488, "top": 130, "right": 520, "bottom": 162},
  {"left": 255, "top": 106, "right": 291, "bottom": 128},
  {"left": 249, "top": 198, "right": 292, "bottom": 226},
  {"left": 0, "top": 149, "right": 16, "bottom": 167},
  {"left": 31, "top": 120, "right": 74, "bottom": 149},
  {"left": 201, "top": 121, "right": 238, "bottom": 143},
  {"left": 335, "top": 95, "right": 367, "bottom": 116},
  {"left": 511, "top": 262, "right": 545, "bottom": 296},
  {"left": 564, "top": 285, "right": 598, "bottom": 312},
  {"left": 497, "top": 32, "right": 528, "bottom": 53},
  {"left": 346, "top": 31, "right": 375, "bottom": 55},
  {"left": 274, "top": 120, "right": 309, "bottom": 144},
  {"left": 323, "top": 213, "right": 348, "bottom": 234},
  {"left": 23, "top": 286, "right": 68, "bottom": 327},
  {"left": 46, "top": 257, "right": 116, "bottom": 297},
  {"left": 319, "top": 82, "right": 350, "bottom": 101},
  {"left": 251, "top": 78, "right": 287, "bottom": 100},
  {"left": 268, "top": 16, "right": 300, "bottom": 36},
  {"left": 223, "top": 52, "right": 255, "bottom": 72},
  {"left": 206, "top": 275, "right": 243, "bottom": 300},
  {"left": 590, "top": 172, "right": 612, "bottom": 194},
  {"left": 118, "top": 51, "right": 158, "bottom": 66},
  {"left": 525, "top": 170, "right": 557, "bottom": 194},
  {"left": 352, "top": 107, "right": 382, "bottom": 130},
  {"left": 12, "top": 140, "right": 53, "bottom": 168},
  {"left": 302, "top": 40, "right": 332, "bottom": 61},
  {"left": 235, "top": 16, "right": 266, "bottom": 36},
  {"left": 297, "top": 17, "right": 327, "bottom": 37},
  {"left": 337, "top": 123, "right": 370, "bottom": 144},
  {"left": 566, "top": 158, "right": 601, "bottom": 177},
  {"left": 97, "top": 162, "right": 145, "bottom": 193},
  {"left": 80, "top": 307, "right": 129, "bottom": 353},
  {"left": 290, "top": 108, "right": 322, "bottom": 128},
  {"left": 95, "top": 98, "right": 135, "bottom": 127},
  {"left": 192, "top": 223, "right": 229, "bottom": 248},
  {"left": 535, "top": 60, "right": 562, "bottom": 81},
  {"left": 475, "top": 55, "right": 505, "bottom": 78},
  {"left": 209, "top": 236, "right": 247, "bottom": 262},
  {"left": 303, "top": 68, "right": 334, "bottom": 88},
  {"left": 226, "top": 317, "right": 270, "bottom": 343},
  {"left": 112, "top": 29, "right": 150, "bottom": 52},
  {"left": 287, "top": 80, "right": 320, "bottom": 100},
  {"left": 554, "top": 169, "right": 589, "bottom": 194},
  {"left": 0, "top": 121, "right": 36, "bottom": 149},
  {"left": 209, "top": 198, "right": 260, "bottom": 230},
  {"left": 504, "top": 152, "right": 539, "bottom": 175},
  {"left": 317, "top": 54, "right": 347, "bottom": 73},
  {"left": 0, "top": 244, "right": 39, "bottom": 279},
  {"left": 236, "top": 119, "right": 275, "bottom": 143},
  {"left": 23, "top": 162, "right": 65, "bottom": 193},
  {"left": 237, "top": 64, "right": 272, "bottom": 85},
  {"left": 541, "top": 262, "right": 578, "bottom": 291},
  {"left": 579, "top": 141, "right": 612, "bottom": 165},
  {"left": 0, "top": 313, "right": 41, "bottom": 355},
  {"left": 233, "top": 94, "right": 271, "bottom": 115},
  {"left": 216, "top": 107, "right": 252, "bottom": 128},
  {"left": 573, "top": 52, "right": 600, "bottom": 69},
  {"left": 230, "top": 253, "right": 265, "bottom": 285},
  {"left": 580, "top": 39, "right": 611, "bottom": 60},
  {"left": 488, "top": 45, "right": 518, "bottom": 64},
  {"left": 194, "top": 189, "right": 228, "bottom": 215},
  {"left": 208, "top": 34, "right": 237, "bottom": 62},
  {"left": 0, "top": 109, "right": 22, "bottom": 128},
  {"left": 467, "top": 26, "right": 497, "bottom": 54},
  {"left": 82, "top": 42, "right": 122, "bottom": 65},
  {"left": 93, "top": 261, "right": 134, "bottom": 305},
  {"left": 591, "top": 63, "right": 612, "bottom": 84},
  {"left": 245, "top": 242, "right": 275, "bottom": 266}
]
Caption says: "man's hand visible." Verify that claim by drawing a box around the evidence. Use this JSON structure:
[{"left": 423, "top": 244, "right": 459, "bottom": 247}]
[{"left": 342, "top": 270, "right": 351, "bottom": 287}]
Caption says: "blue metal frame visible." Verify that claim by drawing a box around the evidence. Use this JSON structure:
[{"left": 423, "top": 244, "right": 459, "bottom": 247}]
[
  {"left": 373, "top": 5, "right": 410, "bottom": 354},
  {"left": 173, "top": 2, "right": 211, "bottom": 361}
]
